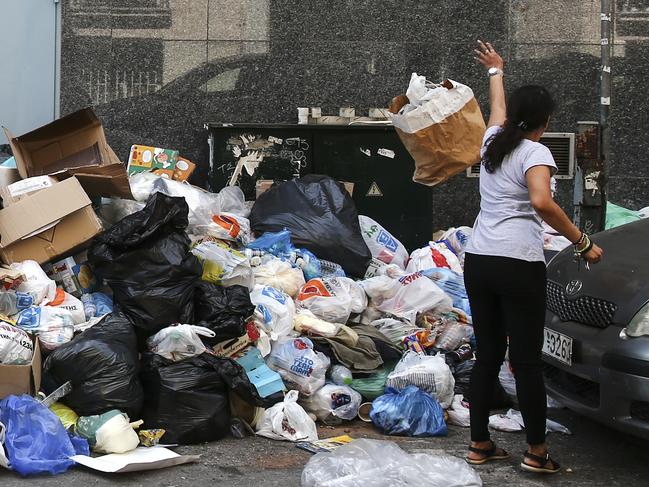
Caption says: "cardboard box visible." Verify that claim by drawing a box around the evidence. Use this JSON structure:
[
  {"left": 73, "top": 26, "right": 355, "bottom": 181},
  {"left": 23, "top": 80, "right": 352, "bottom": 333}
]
[
  {"left": 2, "top": 108, "right": 132, "bottom": 199},
  {"left": 0, "top": 175, "right": 58, "bottom": 207},
  {"left": 173, "top": 156, "right": 196, "bottom": 182},
  {"left": 0, "top": 333, "right": 41, "bottom": 399},
  {"left": 128, "top": 144, "right": 179, "bottom": 177},
  {"left": 0, "top": 177, "right": 103, "bottom": 265},
  {"left": 256, "top": 179, "right": 354, "bottom": 199}
]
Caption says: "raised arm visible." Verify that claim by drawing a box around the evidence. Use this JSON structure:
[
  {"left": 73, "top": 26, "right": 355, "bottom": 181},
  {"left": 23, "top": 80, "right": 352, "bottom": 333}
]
[{"left": 474, "top": 40, "right": 506, "bottom": 128}]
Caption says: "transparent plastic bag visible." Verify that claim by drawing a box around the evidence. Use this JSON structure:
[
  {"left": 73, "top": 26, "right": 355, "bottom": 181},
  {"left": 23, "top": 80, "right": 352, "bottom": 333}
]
[
  {"left": 147, "top": 324, "right": 216, "bottom": 361},
  {"left": 267, "top": 337, "right": 330, "bottom": 396},
  {"left": 200, "top": 213, "right": 251, "bottom": 246},
  {"left": 256, "top": 390, "right": 318, "bottom": 442},
  {"left": 301, "top": 438, "right": 483, "bottom": 487},
  {"left": 301, "top": 383, "right": 362, "bottom": 422},
  {"left": 191, "top": 240, "right": 253, "bottom": 289},
  {"left": 386, "top": 352, "right": 455, "bottom": 408},
  {"left": 253, "top": 258, "right": 305, "bottom": 298}
]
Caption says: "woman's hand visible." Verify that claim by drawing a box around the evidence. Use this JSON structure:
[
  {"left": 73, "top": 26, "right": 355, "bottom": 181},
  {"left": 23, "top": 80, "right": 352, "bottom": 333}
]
[
  {"left": 583, "top": 243, "right": 603, "bottom": 264},
  {"left": 474, "top": 40, "right": 504, "bottom": 70}
]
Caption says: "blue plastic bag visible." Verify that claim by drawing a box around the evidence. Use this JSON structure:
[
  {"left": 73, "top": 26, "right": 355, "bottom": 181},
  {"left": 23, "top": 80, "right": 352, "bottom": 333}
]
[
  {"left": 0, "top": 395, "right": 89, "bottom": 476},
  {"left": 92, "top": 292, "right": 114, "bottom": 316},
  {"left": 421, "top": 267, "right": 471, "bottom": 316},
  {"left": 248, "top": 230, "right": 323, "bottom": 280},
  {"left": 370, "top": 386, "right": 448, "bottom": 437}
]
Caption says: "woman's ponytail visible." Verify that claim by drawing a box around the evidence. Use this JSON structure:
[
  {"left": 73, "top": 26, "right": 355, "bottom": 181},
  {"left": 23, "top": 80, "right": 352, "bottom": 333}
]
[{"left": 481, "top": 85, "right": 555, "bottom": 173}]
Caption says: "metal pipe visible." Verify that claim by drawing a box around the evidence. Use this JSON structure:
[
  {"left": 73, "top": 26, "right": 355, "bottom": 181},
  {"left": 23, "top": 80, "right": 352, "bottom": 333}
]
[{"left": 600, "top": 0, "right": 612, "bottom": 224}]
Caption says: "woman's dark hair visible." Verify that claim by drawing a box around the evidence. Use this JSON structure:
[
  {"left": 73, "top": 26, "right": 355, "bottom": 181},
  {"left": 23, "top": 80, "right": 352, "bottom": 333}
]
[{"left": 482, "top": 85, "right": 555, "bottom": 173}]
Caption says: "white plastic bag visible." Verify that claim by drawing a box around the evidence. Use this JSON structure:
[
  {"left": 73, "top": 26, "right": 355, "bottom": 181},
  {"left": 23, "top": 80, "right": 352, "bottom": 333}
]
[
  {"left": 46, "top": 289, "right": 86, "bottom": 325},
  {"left": 406, "top": 243, "right": 463, "bottom": 274},
  {"left": 489, "top": 408, "right": 572, "bottom": 435},
  {"left": 358, "top": 216, "right": 409, "bottom": 269},
  {"left": 293, "top": 311, "right": 343, "bottom": 338},
  {"left": 94, "top": 413, "right": 141, "bottom": 454},
  {"left": 377, "top": 272, "right": 452, "bottom": 325},
  {"left": 301, "top": 438, "right": 483, "bottom": 487},
  {"left": 267, "top": 337, "right": 330, "bottom": 396},
  {"left": 256, "top": 390, "right": 318, "bottom": 442},
  {"left": 217, "top": 186, "right": 249, "bottom": 217},
  {"left": 191, "top": 240, "right": 253, "bottom": 289},
  {"left": 342, "top": 277, "right": 368, "bottom": 315},
  {"left": 439, "top": 226, "right": 473, "bottom": 263},
  {"left": 297, "top": 277, "right": 356, "bottom": 324},
  {"left": 300, "top": 383, "right": 362, "bottom": 422},
  {"left": 253, "top": 258, "right": 305, "bottom": 298},
  {"left": 0, "top": 321, "right": 33, "bottom": 364},
  {"left": 250, "top": 284, "right": 295, "bottom": 340},
  {"left": 11, "top": 260, "right": 56, "bottom": 305},
  {"left": 147, "top": 324, "right": 216, "bottom": 361},
  {"left": 447, "top": 394, "right": 470, "bottom": 427},
  {"left": 386, "top": 352, "right": 455, "bottom": 409},
  {"left": 201, "top": 213, "right": 251, "bottom": 246}
]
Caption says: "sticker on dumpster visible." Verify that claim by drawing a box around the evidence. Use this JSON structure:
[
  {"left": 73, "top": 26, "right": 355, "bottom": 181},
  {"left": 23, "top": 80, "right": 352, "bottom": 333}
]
[
  {"left": 377, "top": 230, "right": 398, "bottom": 252},
  {"left": 262, "top": 286, "right": 287, "bottom": 304},
  {"left": 360, "top": 148, "right": 372, "bottom": 157},
  {"left": 366, "top": 182, "right": 383, "bottom": 197},
  {"left": 377, "top": 148, "right": 395, "bottom": 159}
]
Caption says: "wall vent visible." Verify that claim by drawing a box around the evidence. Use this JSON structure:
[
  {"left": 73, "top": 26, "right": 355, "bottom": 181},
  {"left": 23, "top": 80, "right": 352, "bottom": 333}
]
[{"left": 467, "top": 132, "right": 575, "bottom": 179}]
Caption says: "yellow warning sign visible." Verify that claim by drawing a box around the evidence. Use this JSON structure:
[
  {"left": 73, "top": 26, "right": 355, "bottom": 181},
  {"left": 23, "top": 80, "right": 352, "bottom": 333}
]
[{"left": 366, "top": 181, "right": 383, "bottom": 197}]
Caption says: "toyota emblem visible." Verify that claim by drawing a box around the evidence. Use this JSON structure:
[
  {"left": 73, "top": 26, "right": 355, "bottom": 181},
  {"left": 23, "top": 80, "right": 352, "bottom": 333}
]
[{"left": 566, "top": 280, "right": 583, "bottom": 296}]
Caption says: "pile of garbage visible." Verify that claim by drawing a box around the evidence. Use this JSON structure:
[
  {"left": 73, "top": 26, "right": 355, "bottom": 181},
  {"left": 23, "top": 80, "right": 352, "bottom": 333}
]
[{"left": 0, "top": 109, "right": 490, "bottom": 479}]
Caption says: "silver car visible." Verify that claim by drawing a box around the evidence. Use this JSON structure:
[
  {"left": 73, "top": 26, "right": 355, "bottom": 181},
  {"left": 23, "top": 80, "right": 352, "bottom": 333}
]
[{"left": 542, "top": 218, "right": 649, "bottom": 439}]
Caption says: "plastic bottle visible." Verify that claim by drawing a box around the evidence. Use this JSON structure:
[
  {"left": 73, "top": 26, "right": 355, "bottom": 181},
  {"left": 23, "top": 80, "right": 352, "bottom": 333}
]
[
  {"left": 329, "top": 365, "right": 353, "bottom": 385},
  {"left": 319, "top": 259, "right": 346, "bottom": 278},
  {"left": 436, "top": 321, "right": 470, "bottom": 351},
  {"left": 80, "top": 293, "right": 97, "bottom": 321}
]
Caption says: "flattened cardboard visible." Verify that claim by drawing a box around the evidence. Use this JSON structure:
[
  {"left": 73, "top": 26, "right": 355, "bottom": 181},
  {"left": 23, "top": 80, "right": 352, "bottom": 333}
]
[
  {"left": 0, "top": 336, "right": 42, "bottom": 400},
  {"left": 3, "top": 108, "right": 132, "bottom": 199},
  {"left": 72, "top": 447, "right": 200, "bottom": 473},
  {"left": 0, "top": 178, "right": 102, "bottom": 264}
]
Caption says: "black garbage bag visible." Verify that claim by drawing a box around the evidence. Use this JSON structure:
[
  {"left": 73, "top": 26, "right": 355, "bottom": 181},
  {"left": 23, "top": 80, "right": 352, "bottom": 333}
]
[
  {"left": 194, "top": 281, "right": 254, "bottom": 345},
  {"left": 42, "top": 312, "right": 143, "bottom": 418},
  {"left": 88, "top": 192, "right": 202, "bottom": 339},
  {"left": 250, "top": 175, "right": 372, "bottom": 277},
  {"left": 445, "top": 355, "right": 512, "bottom": 409},
  {"left": 140, "top": 352, "right": 279, "bottom": 444}
]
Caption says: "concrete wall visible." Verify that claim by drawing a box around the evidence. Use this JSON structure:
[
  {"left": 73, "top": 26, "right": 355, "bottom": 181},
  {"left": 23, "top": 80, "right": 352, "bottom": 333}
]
[{"left": 60, "top": 0, "right": 649, "bottom": 231}]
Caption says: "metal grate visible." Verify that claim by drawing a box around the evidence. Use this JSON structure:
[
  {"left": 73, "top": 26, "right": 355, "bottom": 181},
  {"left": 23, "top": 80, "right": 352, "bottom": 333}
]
[
  {"left": 631, "top": 401, "right": 649, "bottom": 421},
  {"left": 544, "top": 363, "right": 600, "bottom": 408},
  {"left": 467, "top": 132, "right": 575, "bottom": 179},
  {"left": 547, "top": 280, "right": 617, "bottom": 328}
]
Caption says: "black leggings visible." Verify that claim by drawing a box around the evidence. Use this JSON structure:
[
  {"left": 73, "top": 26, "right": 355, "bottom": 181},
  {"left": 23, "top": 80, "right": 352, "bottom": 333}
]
[{"left": 464, "top": 252, "right": 547, "bottom": 445}]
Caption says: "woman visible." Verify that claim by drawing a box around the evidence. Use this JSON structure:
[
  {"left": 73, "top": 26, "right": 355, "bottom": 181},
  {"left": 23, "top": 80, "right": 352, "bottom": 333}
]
[{"left": 464, "top": 41, "right": 603, "bottom": 474}]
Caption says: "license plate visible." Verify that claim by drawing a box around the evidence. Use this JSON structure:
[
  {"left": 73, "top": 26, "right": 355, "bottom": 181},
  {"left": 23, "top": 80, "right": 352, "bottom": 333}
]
[{"left": 542, "top": 328, "right": 573, "bottom": 366}]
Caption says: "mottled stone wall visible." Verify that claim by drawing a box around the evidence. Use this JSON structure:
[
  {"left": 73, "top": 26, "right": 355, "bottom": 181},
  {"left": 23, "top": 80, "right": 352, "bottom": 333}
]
[{"left": 60, "top": 0, "right": 649, "bottom": 230}]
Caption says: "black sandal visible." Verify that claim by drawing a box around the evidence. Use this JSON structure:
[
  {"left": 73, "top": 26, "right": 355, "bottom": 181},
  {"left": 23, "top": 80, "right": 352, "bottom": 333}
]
[
  {"left": 466, "top": 441, "right": 510, "bottom": 465},
  {"left": 521, "top": 451, "right": 561, "bottom": 474}
]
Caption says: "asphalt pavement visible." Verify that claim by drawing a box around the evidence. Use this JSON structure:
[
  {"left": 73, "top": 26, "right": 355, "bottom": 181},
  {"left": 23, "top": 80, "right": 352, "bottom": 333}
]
[{"left": 1, "top": 407, "right": 646, "bottom": 486}]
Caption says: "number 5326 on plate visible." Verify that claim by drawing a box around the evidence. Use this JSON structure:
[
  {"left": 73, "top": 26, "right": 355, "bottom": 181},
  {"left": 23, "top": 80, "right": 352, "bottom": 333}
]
[{"left": 542, "top": 328, "right": 573, "bottom": 366}]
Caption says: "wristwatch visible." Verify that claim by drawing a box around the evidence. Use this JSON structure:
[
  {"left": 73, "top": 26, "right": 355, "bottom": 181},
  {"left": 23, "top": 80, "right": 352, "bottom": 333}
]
[{"left": 488, "top": 67, "right": 504, "bottom": 77}]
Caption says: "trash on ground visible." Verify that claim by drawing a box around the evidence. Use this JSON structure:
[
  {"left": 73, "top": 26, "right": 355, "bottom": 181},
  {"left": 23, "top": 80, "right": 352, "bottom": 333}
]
[
  {"left": 295, "top": 434, "right": 354, "bottom": 454},
  {"left": 489, "top": 408, "right": 572, "bottom": 435},
  {"left": 71, "top": 446, "right": 199, "bottom": 473},
  {"left": 256, "top": 390, "right": 318, "bottom": 442},
  {"left": 301, "top": 438, "right": 482, "bottom": 487},
  {"left": 370, "top": 385, "right": 448, "bottom": 437}
]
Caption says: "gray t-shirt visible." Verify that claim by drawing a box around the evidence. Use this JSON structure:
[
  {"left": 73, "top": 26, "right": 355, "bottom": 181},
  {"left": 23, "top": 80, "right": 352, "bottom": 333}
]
[{"left": 466, "top": 126, "right": 558, "bottom": 263}]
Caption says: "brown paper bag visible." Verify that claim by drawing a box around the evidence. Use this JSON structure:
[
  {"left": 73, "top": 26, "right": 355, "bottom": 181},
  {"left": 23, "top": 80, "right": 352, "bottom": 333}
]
[{"left": 389, "top": 79, "right": 486, "bottom": 186}]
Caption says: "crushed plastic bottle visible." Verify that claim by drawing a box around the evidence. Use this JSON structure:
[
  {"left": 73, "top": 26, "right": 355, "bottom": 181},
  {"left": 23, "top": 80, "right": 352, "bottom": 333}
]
[
  {"left": 80, "top": 293, "right": 97, "bottom": 321},
  {"left": 436, "top": 322, "right": 472, "bottom": 351},
  {"left": 319, "top": 259, "right": 346, "bottom": 278},
  {"left": 329, "top": 365, "right": 353, "bottom": 385}
]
